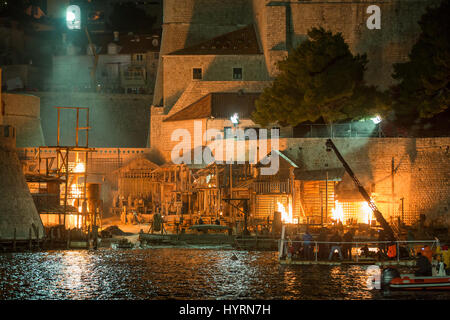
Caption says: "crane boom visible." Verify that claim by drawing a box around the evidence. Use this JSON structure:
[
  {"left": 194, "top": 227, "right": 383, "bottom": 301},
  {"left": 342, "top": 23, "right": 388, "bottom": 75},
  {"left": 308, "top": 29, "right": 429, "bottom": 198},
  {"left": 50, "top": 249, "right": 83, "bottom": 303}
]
[
  {"left": 325, "top": 139, "right": 396, "bottom": 240},
  {"left": 84, "top": 27, "right": 99, "bottom": 90}
]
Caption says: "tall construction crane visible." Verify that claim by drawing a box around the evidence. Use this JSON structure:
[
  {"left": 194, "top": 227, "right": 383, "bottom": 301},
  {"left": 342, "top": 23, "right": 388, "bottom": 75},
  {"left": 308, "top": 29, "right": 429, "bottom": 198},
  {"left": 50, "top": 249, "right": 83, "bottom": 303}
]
[
  {"left": 325, "top": 139, "right": 396, "bottom": 241},
  {"left": 84, "top": 27, "right": 99, "bottom": 90}
]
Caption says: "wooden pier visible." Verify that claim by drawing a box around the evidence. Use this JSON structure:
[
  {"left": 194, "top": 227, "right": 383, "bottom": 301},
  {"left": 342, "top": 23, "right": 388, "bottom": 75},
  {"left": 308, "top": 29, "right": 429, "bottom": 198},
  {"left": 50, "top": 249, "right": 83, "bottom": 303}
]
[
  {"left": 139, "top": 232, "right": 279, "bottom": 250},
  {"left": 279, "top": 258, "right": 417, "bottom": 266}
]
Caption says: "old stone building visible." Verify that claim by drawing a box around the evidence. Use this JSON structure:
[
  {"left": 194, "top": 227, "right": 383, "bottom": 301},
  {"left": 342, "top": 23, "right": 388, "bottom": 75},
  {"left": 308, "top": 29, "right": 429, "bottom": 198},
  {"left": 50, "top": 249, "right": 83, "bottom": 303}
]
[
  {"left": 150, "top": 0, "right": 442, "bottom": 157},
  {"left": 52, "top": 31, "right": 161, "bottom": 94},
  {"left": 145, "top": 0, "right": 449, "bottom": 226}
]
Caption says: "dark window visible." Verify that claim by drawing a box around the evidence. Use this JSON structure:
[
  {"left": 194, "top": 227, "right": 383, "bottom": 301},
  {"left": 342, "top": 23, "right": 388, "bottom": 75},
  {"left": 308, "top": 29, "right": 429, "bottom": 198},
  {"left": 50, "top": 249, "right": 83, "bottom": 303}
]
[
  {"left": 244, "top": 127, "right": 258, "bottom": 140},
  {"left": 193, "top": 68, "right": 202, "bottom": 80},
  {"left": 233, "top": 67, "right": 242, "bottom": 80},
  {"left": 224, "top": 127, "right": 232, "bottom": 139}
]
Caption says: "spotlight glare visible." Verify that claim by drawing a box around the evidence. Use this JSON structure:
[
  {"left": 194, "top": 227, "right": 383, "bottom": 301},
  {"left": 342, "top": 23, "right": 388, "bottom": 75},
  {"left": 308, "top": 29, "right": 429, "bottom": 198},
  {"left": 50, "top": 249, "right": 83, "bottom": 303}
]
[
  {"left": 230, "top": 113, "right": 239, "bottom": 125},
  {"left": 371, "top": 115, "right": 382, "bottom": 124}
]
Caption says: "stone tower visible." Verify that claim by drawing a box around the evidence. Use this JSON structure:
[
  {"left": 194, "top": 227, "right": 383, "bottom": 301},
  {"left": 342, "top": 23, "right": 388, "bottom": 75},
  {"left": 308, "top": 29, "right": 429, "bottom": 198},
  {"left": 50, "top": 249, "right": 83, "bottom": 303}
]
[
  {"left": 0, "top": 125, "right": 45, "bottom": 240},
  {"left": 152, "top": 0, "right": 255, "bottom": 106},
  {"left": 149, "top": 0, "right": 442, "bottom": 149},
  {"left": 0, "top": 68, "right": 44, "bottom": 240}
]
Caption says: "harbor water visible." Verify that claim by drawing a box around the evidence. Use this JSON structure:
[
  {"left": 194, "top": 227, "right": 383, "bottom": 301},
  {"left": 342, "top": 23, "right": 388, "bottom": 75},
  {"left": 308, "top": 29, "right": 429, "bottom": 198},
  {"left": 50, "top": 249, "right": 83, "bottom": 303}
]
[{"left": 1, "top": 248, "right": 450, "bottom": 300}]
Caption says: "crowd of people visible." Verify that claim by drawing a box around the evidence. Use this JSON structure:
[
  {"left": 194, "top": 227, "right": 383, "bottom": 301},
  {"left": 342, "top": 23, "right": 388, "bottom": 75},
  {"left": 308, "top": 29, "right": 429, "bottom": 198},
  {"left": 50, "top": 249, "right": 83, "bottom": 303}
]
[
  {"left": 284, "top": 227, "right": 449, "bottom": 275},
  {"left": 285, "top": 228, "right": 357, "bottom": 261}
]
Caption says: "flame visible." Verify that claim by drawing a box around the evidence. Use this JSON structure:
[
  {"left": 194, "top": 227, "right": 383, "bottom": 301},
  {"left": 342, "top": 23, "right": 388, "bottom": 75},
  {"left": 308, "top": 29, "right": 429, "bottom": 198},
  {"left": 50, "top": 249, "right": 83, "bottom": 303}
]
[
  {"left": 66, "top": 214, "right": 81, "bottom": 229},
  {"left": 70, "top": 184, "right": 82, "bottom": 200},
  {"left": 361, "top": 201, "right": 373, "bottom": 224},
  {"left": 277, "top": 202, "right": 293, "bottom": 224},
  {"left": 331, "top": 200, "right": 344, "bottom": 223},
  {"left": 73, "top": 162, "right": 85, "bottom": 173}
]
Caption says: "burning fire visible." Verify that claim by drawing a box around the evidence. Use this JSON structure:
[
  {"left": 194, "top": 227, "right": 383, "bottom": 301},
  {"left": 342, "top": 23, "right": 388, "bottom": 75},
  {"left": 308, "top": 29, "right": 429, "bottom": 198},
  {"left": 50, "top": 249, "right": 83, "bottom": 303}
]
[
  {"left": 277, "top": 202, "right": 294, "bottom": 224},
  {"left": 332, "top": 200, "right": 374, "bottom": 224},
  {"left": 331, "top": 200, "right": 344, "bottom": 223},
  {"left": 73, "top": 162, "right": 85, "bottom": 173},
  {"left": 361, "top": 201, "right": 373, "bottom": 224}
]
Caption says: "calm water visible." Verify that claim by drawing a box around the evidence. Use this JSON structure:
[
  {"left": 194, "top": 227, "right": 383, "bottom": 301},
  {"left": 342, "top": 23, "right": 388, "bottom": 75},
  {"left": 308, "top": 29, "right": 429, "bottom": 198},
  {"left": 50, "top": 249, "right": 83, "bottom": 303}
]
[{"left": 0, "top": 248, "right": 449, "bottom": 300}]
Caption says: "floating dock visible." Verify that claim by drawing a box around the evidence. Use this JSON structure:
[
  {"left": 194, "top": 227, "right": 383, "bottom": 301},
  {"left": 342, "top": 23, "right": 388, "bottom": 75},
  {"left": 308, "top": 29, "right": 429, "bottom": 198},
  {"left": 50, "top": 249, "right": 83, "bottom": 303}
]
[
  {"left": 139, "top": 232, "right": 278, "bottom": 250},
  {"left": 279, "top": 259, "right": 417, "bottom": 266}
]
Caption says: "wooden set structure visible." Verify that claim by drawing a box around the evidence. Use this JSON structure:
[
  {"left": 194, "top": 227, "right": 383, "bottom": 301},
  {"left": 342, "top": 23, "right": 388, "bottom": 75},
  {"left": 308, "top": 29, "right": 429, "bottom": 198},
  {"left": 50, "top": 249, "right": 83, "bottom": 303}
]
[{"left": 27, "top": 107, "right": 97, "bottom": 231}]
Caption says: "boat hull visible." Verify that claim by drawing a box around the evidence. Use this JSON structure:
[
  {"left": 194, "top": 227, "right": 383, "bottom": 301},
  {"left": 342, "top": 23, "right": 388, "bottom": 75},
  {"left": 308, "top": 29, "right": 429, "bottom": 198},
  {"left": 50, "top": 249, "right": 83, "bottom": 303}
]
[{"left": 390, "top": 275, "right": 450, "bottom": 291}]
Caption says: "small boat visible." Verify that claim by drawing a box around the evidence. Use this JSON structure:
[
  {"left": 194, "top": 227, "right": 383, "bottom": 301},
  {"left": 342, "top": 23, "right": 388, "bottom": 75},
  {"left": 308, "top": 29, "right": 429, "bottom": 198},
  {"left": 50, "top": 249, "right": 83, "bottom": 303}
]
[
  {"left": 113, "top": 238, "right": 134, "bottom": 249},
  {"left": 382, "top": 268, "right": 450, "bottom": 291},
  {"left": 390, "top": 275, "right": 450, "bottom": 290}
]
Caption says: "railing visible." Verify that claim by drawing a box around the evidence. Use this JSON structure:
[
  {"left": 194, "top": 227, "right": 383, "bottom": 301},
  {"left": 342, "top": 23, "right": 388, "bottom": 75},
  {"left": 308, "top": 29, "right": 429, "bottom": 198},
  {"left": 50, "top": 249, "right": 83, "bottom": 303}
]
[
  {"left": 278, "top": 238, "right": 440, "bottom": 262},
  {"left": 294, "top": 122, "right": 382, "bottom": 138},
  {"left": 253, "top": 180, "right": 290, "bottom": 194}
]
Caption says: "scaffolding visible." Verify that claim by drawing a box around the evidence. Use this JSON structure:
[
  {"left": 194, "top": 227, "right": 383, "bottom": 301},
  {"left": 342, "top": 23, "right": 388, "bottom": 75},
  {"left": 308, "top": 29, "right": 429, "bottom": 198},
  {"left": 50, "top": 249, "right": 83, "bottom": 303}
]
[{"left": 37, "top": 107, "right": 95, "bottom": 230}]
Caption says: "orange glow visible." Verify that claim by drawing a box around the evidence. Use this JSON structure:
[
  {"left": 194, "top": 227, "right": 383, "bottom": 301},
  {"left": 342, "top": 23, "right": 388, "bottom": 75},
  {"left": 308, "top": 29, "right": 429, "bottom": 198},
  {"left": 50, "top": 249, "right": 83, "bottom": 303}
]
[
  {"left": 73, "top": 162, "right": 85, "bottom": 173},
  {"left": 277, "top": 202, "right": 294, "bottom": 224},
  {"left": 331, "top": 200, "right": 344, "bottom": 223},
  {"left": 361, "top": 201, "right": 373, "bottom": 224},
  {"left": 332, "top": 200, "right": 375, "bottom": 225},
  {"left": 66, "top": 214, "right": 82, "bottom": 229}
]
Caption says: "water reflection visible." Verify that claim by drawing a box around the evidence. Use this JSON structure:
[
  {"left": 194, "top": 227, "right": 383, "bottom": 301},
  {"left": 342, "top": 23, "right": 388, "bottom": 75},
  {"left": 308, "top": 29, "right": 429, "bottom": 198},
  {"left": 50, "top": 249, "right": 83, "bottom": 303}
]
[{"left": 0, "top": 249, "right": 449, "bottom": 300}]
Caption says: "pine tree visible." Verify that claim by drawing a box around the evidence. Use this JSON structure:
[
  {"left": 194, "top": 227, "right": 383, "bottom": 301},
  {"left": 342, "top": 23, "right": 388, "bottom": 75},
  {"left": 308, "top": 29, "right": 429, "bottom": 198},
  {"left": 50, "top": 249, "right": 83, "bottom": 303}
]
[
  {"left": 252, "top": 27, "right": 387, "bottom": 127},
  {"left": 391, "top": 0, "right": 450, "bottom": 125}
]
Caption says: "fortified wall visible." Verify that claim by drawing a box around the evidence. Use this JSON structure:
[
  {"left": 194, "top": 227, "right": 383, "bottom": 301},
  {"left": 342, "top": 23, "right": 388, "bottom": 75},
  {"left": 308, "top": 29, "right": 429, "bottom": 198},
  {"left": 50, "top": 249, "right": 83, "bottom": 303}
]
[
  {"left": 153, "top": 0, "right": 256, "bottom": 106},
  {"left": 2, "top": 93, "right": 45, "bottom": 147},
  {"left": 33, "top": 92, "right": 153, "bottom": 148},
  {"left": 155, "top": 0, "right": 441, "bottom": 107},
  {"left": 155, "top": 136, "right": 450, "bottom": 225},
  {"left": 284, "top": 137, "right": 450, "bottom": 226},
  {"left": 252, "top": 0, "right": 442, "bottom": 88},
  {"left": 0, "top": 125, "right": 44, "bottom": 240}
]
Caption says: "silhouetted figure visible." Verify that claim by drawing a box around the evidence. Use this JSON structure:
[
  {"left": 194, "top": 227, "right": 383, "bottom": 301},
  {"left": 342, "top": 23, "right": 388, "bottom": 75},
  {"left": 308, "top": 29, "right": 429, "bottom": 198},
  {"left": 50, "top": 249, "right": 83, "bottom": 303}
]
[
  {"left": 328, "top": 232, "right": 343, "bottom": 260},
  {"left": 318, "top": 228, "right": 329, "bottom": 260},
  {"left": 293, "top": 235, "right": 302, "bottom": 258},
  {"left": 343, "top": 230, "right": 354, "bottom": 260},
  {"left": 303, "top": 230, "right": 313, "bottom": 260},
  {"left": 415, "top": 252, "right": 432, "bottom": 276},
  {"left": 378, "top": 230, "right": 387, "bottom": 257},
  {"left": 361, "top": 244, "right": 370, "bottom": 258}
]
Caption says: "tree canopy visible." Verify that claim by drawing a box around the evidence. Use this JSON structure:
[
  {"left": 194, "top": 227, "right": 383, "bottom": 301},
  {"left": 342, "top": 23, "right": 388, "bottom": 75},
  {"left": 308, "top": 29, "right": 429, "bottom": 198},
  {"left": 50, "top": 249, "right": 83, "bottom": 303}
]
[
  {"left": 252, "top": 27, "right": 387, "bottom": 127},
  {"left": 391, "top": 0, "right": 450, "bottom": 125}
]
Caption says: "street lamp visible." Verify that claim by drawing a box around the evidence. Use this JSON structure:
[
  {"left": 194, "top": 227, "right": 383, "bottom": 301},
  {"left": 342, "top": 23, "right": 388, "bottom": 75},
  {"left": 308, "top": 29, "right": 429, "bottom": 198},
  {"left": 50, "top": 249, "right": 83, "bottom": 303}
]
[
  {"left": 371, "top": 115, "right": 382, "bottom": 124},
  {"left": 230, "top": 113, "right": 239, "bottom": 125},
  {"left": 66, "top": 5, "right": 81, "bottom": 30}
]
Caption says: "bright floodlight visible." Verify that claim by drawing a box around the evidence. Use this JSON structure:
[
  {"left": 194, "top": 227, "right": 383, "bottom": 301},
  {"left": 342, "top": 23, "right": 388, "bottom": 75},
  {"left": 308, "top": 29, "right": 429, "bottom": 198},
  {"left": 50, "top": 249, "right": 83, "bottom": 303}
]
[
  {"left": 66, "top": 5, "right": 81, "bottom": 30},
  {"left": 230, "top": 113, "right": 239, "bottom": 125},
  {"left": 371, "top": 115, "right": 382, "bottom": 124},
  {"left": 66, "top": 11, "right": 75, "bottom": 22}
]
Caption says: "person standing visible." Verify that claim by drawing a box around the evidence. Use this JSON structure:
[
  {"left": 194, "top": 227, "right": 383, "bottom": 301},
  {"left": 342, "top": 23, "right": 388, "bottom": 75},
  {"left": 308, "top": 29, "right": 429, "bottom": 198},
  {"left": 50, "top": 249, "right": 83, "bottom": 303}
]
[
  {"left": 318, "top": 228, "right": 329, "bottom": 260},
  {"left": 415, "top": 252, "right": 432, "bottom": 276},
  {"left": 407, "top": 230, "right": 415, "bottom": 257},
  {"left": 328, "top": 231, "right": 343, "bottom": 261},
  {"left": 343, "top": 230, "right": 354, "bottom": 260},
  {"left": 303, "top": 229, "right": 313, "bottom": 260}
]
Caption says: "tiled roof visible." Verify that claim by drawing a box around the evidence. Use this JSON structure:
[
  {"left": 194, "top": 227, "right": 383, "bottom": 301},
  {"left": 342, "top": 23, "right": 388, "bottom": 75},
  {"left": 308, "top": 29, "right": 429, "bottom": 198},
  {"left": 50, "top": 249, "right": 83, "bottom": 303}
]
[
  {"left": 163, "top": 92, "right": 260, "bottom": 122},
  {"left": 93, "top": 31, "right": 161, "bottom": 54},
  {"left": 169, "top": 25, "right": 262, "bottom": 55},
  {"left": 167, "top": 81, "right": 272, "bottom": 116}
]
